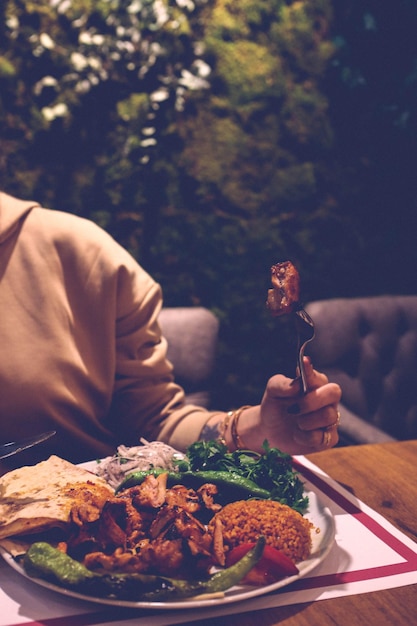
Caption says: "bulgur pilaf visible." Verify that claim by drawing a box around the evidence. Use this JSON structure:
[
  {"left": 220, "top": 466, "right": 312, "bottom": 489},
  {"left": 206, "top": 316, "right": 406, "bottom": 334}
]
[{"left": 209, "top": 499, "right": 313, "bottom": 563}]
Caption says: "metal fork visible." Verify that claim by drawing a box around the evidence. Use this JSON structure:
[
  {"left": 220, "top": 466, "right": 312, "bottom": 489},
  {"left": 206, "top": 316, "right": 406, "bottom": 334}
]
[{"left": 294, "top": 306, "right": 315, "bottom": 394}]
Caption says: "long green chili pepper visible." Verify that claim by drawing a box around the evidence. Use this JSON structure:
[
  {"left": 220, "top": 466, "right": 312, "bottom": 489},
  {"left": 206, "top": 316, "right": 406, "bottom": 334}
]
[
  {"left": 116, "top": 467, "right": 171, "bottom": 492},
  {"left": 24, "top": 542, "right": 96, "bottom": 585},
  {"left": 117, "top": 468, "right": 271, "bottom": 502},
  {"left": 199, "top": 535, "right": 265, "bottom": 594},
  {"left": 23, "top": 538, "right": 266, "bottom": 601}
]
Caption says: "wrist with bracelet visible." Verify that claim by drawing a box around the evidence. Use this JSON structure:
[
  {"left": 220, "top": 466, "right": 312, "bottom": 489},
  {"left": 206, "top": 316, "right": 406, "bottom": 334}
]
[{"left": 218, "top": 405, "right": 252, "bottom": 450}]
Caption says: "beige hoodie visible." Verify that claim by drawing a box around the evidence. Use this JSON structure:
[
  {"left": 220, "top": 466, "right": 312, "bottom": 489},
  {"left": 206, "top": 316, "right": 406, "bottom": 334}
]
[{"left": 0, "top": 192, "right": 219, "bottom": 467}]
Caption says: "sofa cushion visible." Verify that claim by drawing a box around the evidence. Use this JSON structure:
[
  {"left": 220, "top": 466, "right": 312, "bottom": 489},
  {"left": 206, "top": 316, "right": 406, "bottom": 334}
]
[{"left": 305, "top": 296, "right": 417, "bottom": 441}]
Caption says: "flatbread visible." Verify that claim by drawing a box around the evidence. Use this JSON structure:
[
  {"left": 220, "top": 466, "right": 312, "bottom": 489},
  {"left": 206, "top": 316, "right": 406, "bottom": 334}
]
[{"left": 0, "top": 455, "right": 113, "bottom": 541}]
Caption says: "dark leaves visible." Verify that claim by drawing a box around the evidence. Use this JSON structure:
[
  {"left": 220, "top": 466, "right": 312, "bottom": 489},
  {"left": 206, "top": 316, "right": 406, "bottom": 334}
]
[{"left": 182, "top": 440, "right": 308, "bottom": 513}]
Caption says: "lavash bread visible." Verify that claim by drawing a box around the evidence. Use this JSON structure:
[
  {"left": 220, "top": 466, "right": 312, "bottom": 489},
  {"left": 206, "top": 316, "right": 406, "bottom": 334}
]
[{"left": 0, "top": 455, "right": 113, "bottom": 541}]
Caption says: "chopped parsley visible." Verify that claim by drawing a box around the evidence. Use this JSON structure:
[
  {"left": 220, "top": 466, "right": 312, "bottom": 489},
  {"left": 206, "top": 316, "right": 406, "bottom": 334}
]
[{"left": 177, "top": 440, "right": 309, "bottom": 514}]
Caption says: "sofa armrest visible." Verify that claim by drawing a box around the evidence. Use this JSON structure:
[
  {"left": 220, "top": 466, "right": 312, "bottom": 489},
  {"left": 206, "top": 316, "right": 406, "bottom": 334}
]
[{"left": 338, "top": 403, "right": 397, "bottom": 445}]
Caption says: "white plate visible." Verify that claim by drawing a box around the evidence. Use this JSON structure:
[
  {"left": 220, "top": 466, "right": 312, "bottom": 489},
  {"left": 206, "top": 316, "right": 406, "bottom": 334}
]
[{"left": 0, "top": 480, "right": 335, "bottom": 610}]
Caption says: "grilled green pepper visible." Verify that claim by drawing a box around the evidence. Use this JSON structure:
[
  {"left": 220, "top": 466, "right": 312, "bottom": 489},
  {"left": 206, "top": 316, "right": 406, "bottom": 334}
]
[
  {"left": 24, "top": 542, "right": 96, "bottom": 585},
  {"left": 23, "top": 537, "right": 266, "bottom": 601},
  {"left": 117, "top": 468, "right": 271, "bottom": 502}
]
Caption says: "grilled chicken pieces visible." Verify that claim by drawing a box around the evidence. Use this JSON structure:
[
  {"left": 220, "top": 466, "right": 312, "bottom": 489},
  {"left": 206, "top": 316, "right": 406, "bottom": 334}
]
[
  {"left": 64, "top": 473, "right": 224, "bottom": 578},
  {"left": 266, "top": 261, "right": 300, "bottom": 316}
]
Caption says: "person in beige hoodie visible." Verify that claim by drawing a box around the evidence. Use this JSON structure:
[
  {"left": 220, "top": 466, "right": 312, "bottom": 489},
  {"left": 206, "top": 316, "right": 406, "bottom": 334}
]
[{"left": 0, "top": 191, "right": 341, "bottom": 469}]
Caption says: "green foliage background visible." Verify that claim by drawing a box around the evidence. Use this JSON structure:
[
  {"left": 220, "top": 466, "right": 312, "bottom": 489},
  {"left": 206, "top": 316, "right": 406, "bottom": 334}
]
[{"left": 1, "top": 0, "right": 416, "bottom": 408}]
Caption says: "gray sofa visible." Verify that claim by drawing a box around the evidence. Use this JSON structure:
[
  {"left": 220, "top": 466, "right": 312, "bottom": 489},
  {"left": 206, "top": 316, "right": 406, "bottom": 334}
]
[
  {"left": 158, "top": 307, "right": 219, "bottom": 408},
  {"left": 305, "top": 296, "right": 417, "bottom": 444}
]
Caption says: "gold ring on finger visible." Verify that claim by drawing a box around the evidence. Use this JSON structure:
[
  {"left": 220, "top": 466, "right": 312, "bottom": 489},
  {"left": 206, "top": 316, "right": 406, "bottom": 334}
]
[
  {"left": 327, "top": 410, "right": 341, "bottom": 431},
  {"left": 322, "top": 429, "right": 332, "bottom": 448}
]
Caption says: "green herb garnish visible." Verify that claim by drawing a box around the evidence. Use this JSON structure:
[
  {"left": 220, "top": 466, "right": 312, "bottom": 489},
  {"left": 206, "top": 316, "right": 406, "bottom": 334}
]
[{"left": 178, "top": 440, "right": 309, "bottom": 513}]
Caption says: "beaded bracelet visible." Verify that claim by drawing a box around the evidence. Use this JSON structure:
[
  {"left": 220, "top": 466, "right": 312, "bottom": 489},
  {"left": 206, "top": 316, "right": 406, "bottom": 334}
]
[{"left": 230, "top": 405, "right": 252, "bottom": 450}]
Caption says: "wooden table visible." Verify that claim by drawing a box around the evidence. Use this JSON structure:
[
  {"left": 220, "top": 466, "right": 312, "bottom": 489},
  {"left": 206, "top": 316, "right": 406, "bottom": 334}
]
[{"left": 188, "top": 440, "right": 417, "bottom": 626}]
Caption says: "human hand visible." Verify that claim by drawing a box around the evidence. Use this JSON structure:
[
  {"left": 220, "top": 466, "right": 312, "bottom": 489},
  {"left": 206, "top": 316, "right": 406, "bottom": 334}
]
[{"left": 239, "top": 358, "right": 342, "bottom": 455}]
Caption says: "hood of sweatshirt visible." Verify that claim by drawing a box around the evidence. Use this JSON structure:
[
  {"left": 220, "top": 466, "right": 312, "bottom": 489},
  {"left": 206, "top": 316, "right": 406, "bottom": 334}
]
[{"left": 0, "top": 192, "right": 40, "bottom": 244}]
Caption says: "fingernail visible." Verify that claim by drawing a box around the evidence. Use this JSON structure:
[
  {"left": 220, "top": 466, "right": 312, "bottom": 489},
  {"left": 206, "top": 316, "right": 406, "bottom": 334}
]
[{"left": 287, "top": 403, "right": 301, "bottom": 415}]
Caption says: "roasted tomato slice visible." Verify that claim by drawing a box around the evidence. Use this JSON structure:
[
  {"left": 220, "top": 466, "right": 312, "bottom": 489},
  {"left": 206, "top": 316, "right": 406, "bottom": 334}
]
[{"left": 225, "top": 543, "right": 299, "bottom": 586}]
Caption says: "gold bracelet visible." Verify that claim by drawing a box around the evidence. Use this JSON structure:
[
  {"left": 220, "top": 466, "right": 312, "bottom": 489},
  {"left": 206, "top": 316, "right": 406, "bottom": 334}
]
[
  {"left": 230, "top": 405, "right": 252, "bottom": 450},
  {"left": 217, "top": 411, "right": 233, "bottom": 447}
]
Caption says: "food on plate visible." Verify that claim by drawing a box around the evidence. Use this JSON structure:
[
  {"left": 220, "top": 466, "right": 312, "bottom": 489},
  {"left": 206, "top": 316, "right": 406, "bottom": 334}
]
[
  {"left": 225, "top": 543, "right": 299, "bottom": 585},
  {"left": 64, "top": 473, "right": 223, "bottom": 579},
  {"left": 96, "top": 439, "right": 185, "bottom": 489},
  {"left": 266, "top": 260, "right": 300, "bottom": 316},
  {"left": 94, "top": 439, "right": 308, "bottom": 512},
  {"left": 117, "top": 466, "right": 274, "bottom": 503},
  {"left": 208, "top": 499, "right": 312, "bottom": 563},
  {"left": 174, "top": 439, "right": 309, "bottom": 513},
  {"left": 0, "top": 442, "right": 317, "bottom": 601},
  {"left": 23, "top": 536, "right": 266, "bottom": 601},
  {"left": 0, "top": 455, "right": 113, "bottom": 542}
]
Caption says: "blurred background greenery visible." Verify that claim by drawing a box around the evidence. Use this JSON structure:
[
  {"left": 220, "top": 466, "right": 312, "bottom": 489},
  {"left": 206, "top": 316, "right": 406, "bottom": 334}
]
[{"left": 1, "top": 0, "right": 416, "bottom": 408}]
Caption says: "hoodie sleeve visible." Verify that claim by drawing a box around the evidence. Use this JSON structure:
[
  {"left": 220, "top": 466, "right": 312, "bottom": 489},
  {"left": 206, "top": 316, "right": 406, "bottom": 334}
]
[{"left": 104, "top": 244, "right": 225, "bottom": 452}]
